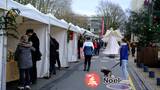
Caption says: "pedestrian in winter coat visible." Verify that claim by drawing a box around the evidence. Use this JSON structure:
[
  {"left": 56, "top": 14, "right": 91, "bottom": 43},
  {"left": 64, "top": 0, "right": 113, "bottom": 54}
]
[
  {"left": 120, "top": 38, "right": 129, "bottom": 80},
  {"left": 93, "top": 40, "right": 98, "bottom": 55},
  {"left": 50, "top": 36, "right": 61, "bottom": 76},
  {"left": 83, "top": 37, "right": 94, "bottom": 71},
  {"left": 78, "top": 36, "right": 84, "bottom": 59},
  {"left": 131, "top": 42, "right": 136, "bottom": 57},
  {"left": 96, "top": 40, "right": 101, "bottom": 55},
  {"left": 26, "top": 29, "right": 42, "bottom": 84},
  {"left": 15, "top": 35, "right": 35, "bottom": 90}
]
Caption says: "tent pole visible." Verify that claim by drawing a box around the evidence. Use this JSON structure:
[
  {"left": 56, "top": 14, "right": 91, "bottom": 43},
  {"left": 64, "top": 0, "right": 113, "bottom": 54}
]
[
  {"left": 1, "top": 0, "right": 7, "bottom": 89},
  {"left": 0, "top": 30, "right": 7, "bottom": 90}
]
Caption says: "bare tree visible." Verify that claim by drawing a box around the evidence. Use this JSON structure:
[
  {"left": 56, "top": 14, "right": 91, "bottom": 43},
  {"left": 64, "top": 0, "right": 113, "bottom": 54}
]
[
  {"left": 14, "top": 0, "right": 72, "bottom": 15},
  {"left": 97, "top": 0, "right": 126, "bottom": 30},
  {"left": 49, "top": 0, "right": 72, "bottom": 17},
  {"left": 13, "top": 0, "right": 89, "bottom": 29}
]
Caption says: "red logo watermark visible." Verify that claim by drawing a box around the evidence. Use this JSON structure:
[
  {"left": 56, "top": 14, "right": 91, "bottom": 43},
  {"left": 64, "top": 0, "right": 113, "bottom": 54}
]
[{"left": 85, "top": 72, "right": 100, "bottom": 88}]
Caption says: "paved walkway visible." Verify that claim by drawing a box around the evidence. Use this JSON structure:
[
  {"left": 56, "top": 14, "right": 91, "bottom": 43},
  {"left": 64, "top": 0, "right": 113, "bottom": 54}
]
[
  {"left": 31, "top": 52, "right": 135, "bottom": 90},
  {"left": 8, "top": 51, "right": 137, "bottom": 90}
]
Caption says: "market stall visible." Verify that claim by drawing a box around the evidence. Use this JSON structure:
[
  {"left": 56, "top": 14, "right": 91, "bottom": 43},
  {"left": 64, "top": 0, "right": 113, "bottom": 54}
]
[
  {"left": 50, "top": 27, "right": 68, "bottom": 67},
  {"left": 7, "top": 20, "right": 50, "bottom": 81},
  {"left": 0, "top": 0, "right": 50, "bottom": 81}
]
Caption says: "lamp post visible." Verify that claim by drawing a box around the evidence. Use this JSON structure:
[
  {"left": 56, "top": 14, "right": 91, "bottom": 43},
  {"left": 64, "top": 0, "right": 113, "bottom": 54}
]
[{"left": 144, "top": 0, "right": 154, "bottom": 27}]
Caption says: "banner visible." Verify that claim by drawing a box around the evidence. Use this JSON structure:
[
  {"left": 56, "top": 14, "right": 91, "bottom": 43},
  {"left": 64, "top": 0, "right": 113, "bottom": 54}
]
[{"left": 101, "top": 16, "right": 104, "bottom": 37}]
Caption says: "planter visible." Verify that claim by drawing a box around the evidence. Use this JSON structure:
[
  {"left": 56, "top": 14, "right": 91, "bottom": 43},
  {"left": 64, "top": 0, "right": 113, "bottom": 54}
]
[
  {"left": 137, "top": 47, "right": 145, "bottom": 64},
  {"left": 136, "top": 47, "right": 160, "bottom": 67}
]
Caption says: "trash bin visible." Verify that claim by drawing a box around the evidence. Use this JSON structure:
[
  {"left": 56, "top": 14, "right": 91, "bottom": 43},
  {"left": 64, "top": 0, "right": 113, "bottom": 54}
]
[
  {"left": 157, "top": 78, "right": 160, "bottom": 86},
  {"left": 140, "top": 63, "right": 144, "bottom": 68},
  {"left": 143, "top": 66, "right": 149, "bottom": 72}
]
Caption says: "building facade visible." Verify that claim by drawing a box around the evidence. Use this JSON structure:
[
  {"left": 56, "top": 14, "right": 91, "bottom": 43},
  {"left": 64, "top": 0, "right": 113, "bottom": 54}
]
[
  {"left": 89, "top": 17, "right": 101, "bottom": 35},
  {"left": 131, "top": 0, "right": 145, "bottom": 11}
]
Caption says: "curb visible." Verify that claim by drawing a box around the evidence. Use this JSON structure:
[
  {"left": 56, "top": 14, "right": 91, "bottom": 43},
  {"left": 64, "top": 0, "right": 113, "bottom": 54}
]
[{"left": 129, "top": 63, "right": 153, "bottom": 90}]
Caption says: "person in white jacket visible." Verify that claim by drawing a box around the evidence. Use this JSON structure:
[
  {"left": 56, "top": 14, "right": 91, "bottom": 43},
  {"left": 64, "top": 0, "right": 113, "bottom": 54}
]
[{"left": 83, "top": 37, "right": 94, "bottom": 71}]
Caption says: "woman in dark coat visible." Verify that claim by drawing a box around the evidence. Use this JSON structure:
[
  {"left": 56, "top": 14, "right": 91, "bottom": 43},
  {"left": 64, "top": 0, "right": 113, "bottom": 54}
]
[
  {"left": 50, "top": 36, "right": 57, "bottom": 75},
  {"left": 50, "top": 36, "right": 61, "bottom": 75},
  {"left": 26, "top": 29, "right": 41, "bottom": 84}
]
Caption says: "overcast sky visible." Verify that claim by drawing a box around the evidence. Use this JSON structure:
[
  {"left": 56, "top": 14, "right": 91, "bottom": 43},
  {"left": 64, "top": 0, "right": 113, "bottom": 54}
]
[{"left": 72, "top": 0, "right": 131, "bottom": 16}]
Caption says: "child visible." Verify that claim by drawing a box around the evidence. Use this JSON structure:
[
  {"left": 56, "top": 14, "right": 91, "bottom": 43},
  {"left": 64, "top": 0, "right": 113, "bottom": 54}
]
[{"left": 15, "top": 35, "right": 35, "bottom": 90}]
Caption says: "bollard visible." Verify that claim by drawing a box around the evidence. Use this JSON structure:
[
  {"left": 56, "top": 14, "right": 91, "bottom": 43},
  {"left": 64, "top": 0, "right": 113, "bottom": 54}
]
[
  {"left": 140, "top": 63, "right": 144, "bottom": 68},
  {"left": 143, "top": 66, "right": 149, "bottom": 72},
  {"left": 136, "top": 63, "right": 140, "bottom": 68},
  {"left": 149, "top": 71, "right": 155, "bottom": 78},
  {"left": 157, "top": 78, "right": 160, "bottom": 86}
]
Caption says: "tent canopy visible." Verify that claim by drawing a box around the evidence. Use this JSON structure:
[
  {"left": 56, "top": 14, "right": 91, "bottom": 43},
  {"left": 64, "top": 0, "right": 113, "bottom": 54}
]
[
  {"left": 0, "top": 0, "right": 49, "bottom": 24},
  {"left": 69, "top": 23, "right": 80, "bottom": 33},
  {"left": 47, "top": 13, "right": 69, "bottom": 29}
]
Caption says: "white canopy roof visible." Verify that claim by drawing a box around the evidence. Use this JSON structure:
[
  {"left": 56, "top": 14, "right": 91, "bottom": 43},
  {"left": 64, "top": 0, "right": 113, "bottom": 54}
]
[
  {"left": 75, "top": 26, "right": 82, "bottom": 33},
  {"left": 68, "top": 23, "right": 80, "bottom": 33},
  {"left": 0, "top": 0, "right": 49, "bottom": 24},
  {"left": 46, "top": 13, "right": 69, "bottom": 29}
]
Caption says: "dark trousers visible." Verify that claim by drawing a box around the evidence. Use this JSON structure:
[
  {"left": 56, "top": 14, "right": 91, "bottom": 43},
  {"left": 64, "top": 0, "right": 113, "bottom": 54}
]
[
  {"left": 30, "top": 61, "right": 37, "bottom": 84},
  {"left": 56, "top": 52, "right": 61, "bottom": 69},
  {"left": 19, "top": 68, "right": 30, "bottom": 86},
  {"left": 94, "top": 49, "right": 97, "bottom": 55},
  {"left": 78, "top": 47, "right": 80, "bottom": 59},
  {"left": 97, "top": 48, "right": 100, "bottom": 55},
  {"left": 49, "top": 61, "right": 56, "bottom": 75},
  {"left": 131, "top": 49, "right": 135, "bottom": 57},
  {"left": 84, "top": 55, "right": 92, "bottom": 71}
]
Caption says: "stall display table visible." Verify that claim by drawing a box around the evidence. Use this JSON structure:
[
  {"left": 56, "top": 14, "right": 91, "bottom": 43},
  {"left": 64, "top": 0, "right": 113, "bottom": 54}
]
[{"left": 6, "top": 60, "right": 19, "bottom": 82}]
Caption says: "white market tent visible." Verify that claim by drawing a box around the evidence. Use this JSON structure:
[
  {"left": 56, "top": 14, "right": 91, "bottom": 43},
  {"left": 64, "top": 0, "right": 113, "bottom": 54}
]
[
  {"left": 48, "top": 15, "right": 69, "bottom": 67},
  {"left": 102, "top": 29, "right": 123, "bottom": 55},
  {"left": 0, "top": 0, "right": 51, "bottom": 79},
  {"left": 0, "top": 0, "right": 68, "bottom": 80},
  {"left": 50, "top": 26, "right": 69, "bottom": 67},
  {"left": 67, "top": 24, "right": 79, "bottom": 62}
]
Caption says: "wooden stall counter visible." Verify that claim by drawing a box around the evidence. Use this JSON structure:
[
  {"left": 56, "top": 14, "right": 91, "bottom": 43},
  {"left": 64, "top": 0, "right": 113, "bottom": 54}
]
[{"left": 6, "top": 59, "right": 19, "bottom": 82}]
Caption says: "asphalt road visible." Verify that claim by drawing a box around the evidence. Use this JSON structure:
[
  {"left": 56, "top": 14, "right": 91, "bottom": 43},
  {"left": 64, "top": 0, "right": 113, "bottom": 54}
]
[{"left": 39, "top": 53, "right": 133, "bottom": 90}]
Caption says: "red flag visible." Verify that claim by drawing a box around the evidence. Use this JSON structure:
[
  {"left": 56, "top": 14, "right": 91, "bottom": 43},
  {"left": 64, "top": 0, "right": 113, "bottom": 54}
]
[{"left": 101, "top": 16, "right": 104, "bottom": 37}]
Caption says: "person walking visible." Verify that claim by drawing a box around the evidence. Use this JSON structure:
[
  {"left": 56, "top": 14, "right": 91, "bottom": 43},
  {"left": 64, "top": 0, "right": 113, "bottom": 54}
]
[
  {"left": 15, "top": 35, "right": 35, "bottom": 90},
  {"left": 83, "top": 37, "right": 94, "bottom": 72},
  {"left": 78, "top": 36, "right": 84, "bottom": 59},
  {"left": 26, "top": 29, "right": 42, "bottom": 84},
  {"left": 93, "top": 40, "right": 98, "bottom": 55},
  {"left": 131, "top": 42, "right": 136, "bottom": 57},
  {"left": 120, "top": 38, "right": 129, "bottom": 80},
  {"left": 96, "top": 40, "right": 101, "bottom": 55}
]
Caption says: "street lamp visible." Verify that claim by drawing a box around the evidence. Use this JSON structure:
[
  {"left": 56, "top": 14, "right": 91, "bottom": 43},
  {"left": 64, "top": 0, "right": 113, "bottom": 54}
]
[{"left": 144, "top": 0, "right": 154, "bottom": 27}]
